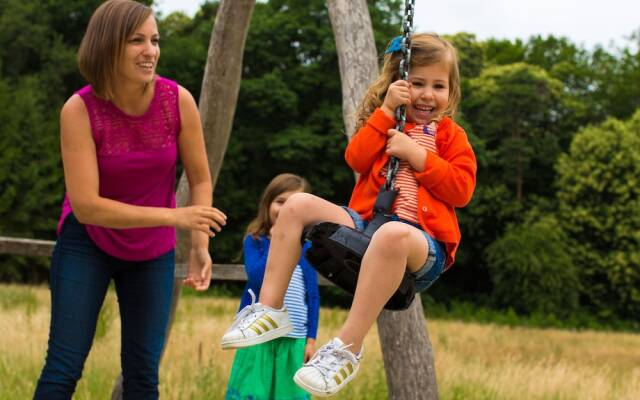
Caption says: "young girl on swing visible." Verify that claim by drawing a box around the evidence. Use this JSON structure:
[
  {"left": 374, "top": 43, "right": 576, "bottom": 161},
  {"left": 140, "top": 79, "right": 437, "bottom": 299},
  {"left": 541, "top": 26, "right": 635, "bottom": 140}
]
[
  {"left": 225, "top": 173, "right": 319, "bottom": 400},
  {"left": 221, "top": 33, "right": 477, "bottom": 397}
]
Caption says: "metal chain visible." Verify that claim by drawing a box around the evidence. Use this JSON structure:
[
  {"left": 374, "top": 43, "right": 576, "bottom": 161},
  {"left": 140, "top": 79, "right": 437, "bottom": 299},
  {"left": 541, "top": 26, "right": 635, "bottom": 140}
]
[{"left": 385, "top": 0, "right": 415, "bottom": 191}]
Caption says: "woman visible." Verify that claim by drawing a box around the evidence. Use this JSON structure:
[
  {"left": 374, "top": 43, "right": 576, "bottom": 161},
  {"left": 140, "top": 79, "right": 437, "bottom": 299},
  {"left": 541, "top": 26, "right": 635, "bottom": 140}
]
[{"left": 34, "top": 1, "right": 226, "bottom": 398}]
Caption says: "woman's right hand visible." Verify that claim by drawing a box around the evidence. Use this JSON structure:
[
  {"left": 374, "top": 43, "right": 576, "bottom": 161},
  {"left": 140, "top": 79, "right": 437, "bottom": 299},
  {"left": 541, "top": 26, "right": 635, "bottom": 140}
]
[
  {"left": 171, "top": 206, "right": 227, "bottom": 236},
  {"left": 381, "top": 79, "right": 411, "bottom": 117}
]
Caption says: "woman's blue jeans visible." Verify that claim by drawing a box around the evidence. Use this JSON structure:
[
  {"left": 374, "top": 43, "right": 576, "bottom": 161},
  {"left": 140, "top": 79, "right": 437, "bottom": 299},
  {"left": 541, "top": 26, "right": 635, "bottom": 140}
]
[{"left": 34, "top": 214, "right": 175, "bottom": 399}]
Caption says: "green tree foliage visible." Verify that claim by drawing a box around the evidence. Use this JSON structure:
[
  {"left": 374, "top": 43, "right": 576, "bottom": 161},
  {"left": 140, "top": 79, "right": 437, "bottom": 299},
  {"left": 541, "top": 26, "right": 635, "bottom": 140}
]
[
  {"left": 592, "top": 38, "right": 640, "bottom": 121},
  {"left": 451, "top": 64, "right": 566, "bottom": 296},
  {"left": 485, "top": 215, "right": 579, "bottom": 315},
  {"left": 484, "top": 38, "right": 526, "bottom": 66},
  {"left": 556, "top": 111, "right": 640, "bottom": 319},
  {"left": 482, "top": 34, "right": 640, "bottom": 129},
  {"left": 446, "top": 32, "right": 485, "bottom": 80},
  {"left": 465, "top": 63, "right": 566, "bottom": 201},
  {"left": 156, "top": 2, "right": 219, "bottom": 98}
]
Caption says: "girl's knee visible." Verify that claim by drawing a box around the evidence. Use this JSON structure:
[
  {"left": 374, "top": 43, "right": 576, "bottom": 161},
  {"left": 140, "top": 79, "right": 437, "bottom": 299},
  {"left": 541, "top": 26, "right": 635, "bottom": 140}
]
[
  {"left": 371, "top": 222, "right": 412, "bottom": 252},
  {"left": 278, "top": 192, "right": 316, "bottom": 219}
]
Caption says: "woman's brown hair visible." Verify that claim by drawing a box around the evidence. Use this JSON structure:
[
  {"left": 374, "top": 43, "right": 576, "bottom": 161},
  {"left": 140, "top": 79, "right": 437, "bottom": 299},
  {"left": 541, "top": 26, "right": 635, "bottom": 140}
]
[
  {"left": 77, "top": 0, "right": 153, "bottom": 100},
  {"left": 354, "top": 33, "right": 461, "bottom": 131},
  {"left": 246, "top": 173, "right": 311, "bottom": 239}
]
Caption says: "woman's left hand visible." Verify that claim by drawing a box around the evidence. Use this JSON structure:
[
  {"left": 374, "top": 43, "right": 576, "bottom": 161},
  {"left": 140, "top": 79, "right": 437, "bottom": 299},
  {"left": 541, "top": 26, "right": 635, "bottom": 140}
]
[
  {"left": 386, "top": 128, "right": 427, "bottom": 171},
  {"left": 304, "top": 339, "right": 316, "bottom": 363},
  {"left": 183, "top": 247, "right": 212, "bottom": 291}
]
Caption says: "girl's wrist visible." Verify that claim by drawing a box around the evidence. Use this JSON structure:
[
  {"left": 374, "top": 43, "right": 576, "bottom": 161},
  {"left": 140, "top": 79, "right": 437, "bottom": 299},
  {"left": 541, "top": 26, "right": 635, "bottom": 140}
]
[
  {"left": 410, "top": 147, "right": 427, "bottom": 172},
  {"left": 380, "top": 104, "right": 396, "bottom": 118}
]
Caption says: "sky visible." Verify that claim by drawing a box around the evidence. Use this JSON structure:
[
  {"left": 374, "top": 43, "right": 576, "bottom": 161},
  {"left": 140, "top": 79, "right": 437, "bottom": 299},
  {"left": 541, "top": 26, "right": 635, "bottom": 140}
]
[{"left": 154, "top": 0, "right": 639, "bottom": 50}]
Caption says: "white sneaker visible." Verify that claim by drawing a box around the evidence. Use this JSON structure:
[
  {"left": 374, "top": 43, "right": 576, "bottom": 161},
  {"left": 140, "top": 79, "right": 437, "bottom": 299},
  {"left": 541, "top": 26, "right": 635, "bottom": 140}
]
[
  {"left": 293, "top": 337, "right": 363, "bottom": 397},
  {"left": 220, "top": 289, "right": 292, "bottom": 349}
]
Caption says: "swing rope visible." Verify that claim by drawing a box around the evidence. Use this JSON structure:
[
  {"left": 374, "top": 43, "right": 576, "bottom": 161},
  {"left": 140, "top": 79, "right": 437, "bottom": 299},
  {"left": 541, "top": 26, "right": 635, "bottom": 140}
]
[{"left": 385, "top": 0, "right": 415, "bottom": 192}]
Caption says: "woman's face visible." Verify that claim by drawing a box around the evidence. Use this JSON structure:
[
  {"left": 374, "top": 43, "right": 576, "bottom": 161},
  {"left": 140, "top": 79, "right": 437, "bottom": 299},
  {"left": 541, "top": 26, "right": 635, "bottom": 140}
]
[
  {"left": 119, "top": 15, "right": 160, "bottom": 85},
  {"left": 269, "top": 190, "right": 303, "bottom": 226}
]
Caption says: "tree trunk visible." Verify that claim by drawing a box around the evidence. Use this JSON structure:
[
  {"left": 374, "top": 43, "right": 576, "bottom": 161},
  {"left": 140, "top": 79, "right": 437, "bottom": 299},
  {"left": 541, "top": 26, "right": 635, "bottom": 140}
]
[
  {"left": 327, "top": 1, "right": 439, "bottom": 399},
  {"left": 377, "top": 297, "right": 439, "bottom": 400},
  {"left": 111, "top": 1, "right": 255, "bottom": 398},
  {"left": 327, "top": 0, "right": 378, "bottom": 140}
]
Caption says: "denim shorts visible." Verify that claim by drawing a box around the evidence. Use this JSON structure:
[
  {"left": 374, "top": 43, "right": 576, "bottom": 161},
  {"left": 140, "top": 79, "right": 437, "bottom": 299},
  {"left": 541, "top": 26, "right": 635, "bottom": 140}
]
[{"left": 342, "top": 207, "right": 446, "bottom": 292}]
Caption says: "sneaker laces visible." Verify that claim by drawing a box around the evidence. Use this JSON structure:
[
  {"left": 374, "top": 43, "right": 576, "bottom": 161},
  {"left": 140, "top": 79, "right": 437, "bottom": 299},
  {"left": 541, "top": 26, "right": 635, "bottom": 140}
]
[
  {"left": 228, "top": 289, "right": 264, "bottom": 331},
  {"left": 306, "top": 340, "right": 358, "bottom": 384}
]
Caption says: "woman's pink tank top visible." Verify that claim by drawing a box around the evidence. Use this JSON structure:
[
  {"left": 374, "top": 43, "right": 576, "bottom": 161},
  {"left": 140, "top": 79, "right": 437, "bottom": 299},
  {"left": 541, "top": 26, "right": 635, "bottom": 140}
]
[{"left": 57, "top": 76, "right": 180, "bottom": 261}]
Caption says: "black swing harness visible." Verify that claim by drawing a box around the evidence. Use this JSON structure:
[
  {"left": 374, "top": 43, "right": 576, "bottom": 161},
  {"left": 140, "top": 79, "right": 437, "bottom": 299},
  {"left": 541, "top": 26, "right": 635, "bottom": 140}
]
[{"left": 304, "top": 0, "right": 417, "bottom": 311}]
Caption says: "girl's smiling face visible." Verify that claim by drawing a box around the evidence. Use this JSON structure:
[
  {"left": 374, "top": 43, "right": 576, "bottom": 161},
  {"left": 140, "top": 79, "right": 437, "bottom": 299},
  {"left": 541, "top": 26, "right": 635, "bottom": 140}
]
[{"left": 405, "top": 61, "right": 450, "bottom": 124}]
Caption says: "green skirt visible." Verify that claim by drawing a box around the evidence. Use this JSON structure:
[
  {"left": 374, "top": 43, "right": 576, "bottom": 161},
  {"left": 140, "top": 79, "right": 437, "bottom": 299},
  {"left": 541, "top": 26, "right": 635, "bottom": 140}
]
[{"left": 225, "top": 337, "right": 310, "bottom": 400}]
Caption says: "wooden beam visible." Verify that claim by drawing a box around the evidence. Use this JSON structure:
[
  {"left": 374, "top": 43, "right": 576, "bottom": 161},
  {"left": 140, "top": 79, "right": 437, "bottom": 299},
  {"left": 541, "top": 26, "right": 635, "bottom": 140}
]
[
  {"left": 202, "top": 263, "right": 333, "bottom": 286},
  {"left": 0, "top": 236, "right": 333, "bottom": 286},
  {"left": 0, "top": 236, "right": 55, "bottom": 257}
]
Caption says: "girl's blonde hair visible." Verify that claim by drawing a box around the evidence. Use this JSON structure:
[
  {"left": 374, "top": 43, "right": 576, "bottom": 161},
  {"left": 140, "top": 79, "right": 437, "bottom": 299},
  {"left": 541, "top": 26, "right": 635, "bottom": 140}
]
[
  {"left": 354, "top": 33, "right": 461, "bottom": 131},
  {"left": 77, "top": 0, "right": 153, "bottom": 100},
  {"left": 246, "top": 173, "right": 311, "bottom": 238}
]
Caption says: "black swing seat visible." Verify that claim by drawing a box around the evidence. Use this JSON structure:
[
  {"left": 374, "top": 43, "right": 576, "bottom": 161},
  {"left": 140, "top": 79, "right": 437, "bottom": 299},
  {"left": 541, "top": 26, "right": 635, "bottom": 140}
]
[{"left": 304, "top": 221, "right": 416, "bottom": 311}]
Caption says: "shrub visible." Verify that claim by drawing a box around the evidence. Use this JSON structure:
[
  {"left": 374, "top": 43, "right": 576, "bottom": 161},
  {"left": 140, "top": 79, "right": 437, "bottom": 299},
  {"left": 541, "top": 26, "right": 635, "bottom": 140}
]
[{"left": 485, "top": 215, "right": 580, "bottom": 315}]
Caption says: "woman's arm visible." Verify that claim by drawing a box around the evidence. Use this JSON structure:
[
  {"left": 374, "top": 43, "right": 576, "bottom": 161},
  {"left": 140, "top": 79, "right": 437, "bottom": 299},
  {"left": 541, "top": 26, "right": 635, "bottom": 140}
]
[
  {"left": 61, "top": 94, "right": 224, "bottom": 235},
  {"left": 178, "top": 85, "right": 227, "bottom": 290},
  {"left": 177, "top": 85, "right": 215, "bottom": 246}
]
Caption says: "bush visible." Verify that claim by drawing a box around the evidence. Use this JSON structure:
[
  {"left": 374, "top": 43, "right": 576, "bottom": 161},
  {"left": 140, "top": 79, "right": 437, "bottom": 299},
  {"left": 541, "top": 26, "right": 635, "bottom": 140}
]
[
  {"left": 556, "top": 111, "right": 640, "bottom": 319},
  {"left": 485, "top": 215, "right": 580, "bottom": 315}
]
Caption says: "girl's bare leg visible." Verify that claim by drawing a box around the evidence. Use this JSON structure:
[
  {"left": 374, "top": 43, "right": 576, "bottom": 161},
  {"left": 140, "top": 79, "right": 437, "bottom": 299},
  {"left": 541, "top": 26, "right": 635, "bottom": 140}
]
[
  {"left": 260, "top": 193, "right": 354, "bottom": 308},
  {"left": 337, "top": 222, "right": 429, "bottom": 352}
]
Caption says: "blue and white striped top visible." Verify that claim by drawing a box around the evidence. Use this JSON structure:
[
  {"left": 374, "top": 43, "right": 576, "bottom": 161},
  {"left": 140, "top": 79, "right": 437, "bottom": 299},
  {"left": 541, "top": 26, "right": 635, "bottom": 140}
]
[
  {"left": 238, "top": 234, "right": 320, "bottom": 339},
  {"left": 284, "top": 265, "right": 309, "bottom": 338}
]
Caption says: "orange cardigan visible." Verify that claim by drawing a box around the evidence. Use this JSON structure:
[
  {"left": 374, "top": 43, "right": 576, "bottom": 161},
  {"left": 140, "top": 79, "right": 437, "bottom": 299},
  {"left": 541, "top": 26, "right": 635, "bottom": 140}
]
[{"left": 345, "top": 108, "right": 477, "bottom": 268}]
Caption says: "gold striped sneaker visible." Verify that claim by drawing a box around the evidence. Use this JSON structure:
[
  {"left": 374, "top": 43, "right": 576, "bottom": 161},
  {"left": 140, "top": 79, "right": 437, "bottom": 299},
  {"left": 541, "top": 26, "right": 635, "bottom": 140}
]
[
  {"left": 293, "top": 337, "right": 362, "bottom": 397},
  {"left": 220, "top": 289, "right": 292, "bottom": 349}
]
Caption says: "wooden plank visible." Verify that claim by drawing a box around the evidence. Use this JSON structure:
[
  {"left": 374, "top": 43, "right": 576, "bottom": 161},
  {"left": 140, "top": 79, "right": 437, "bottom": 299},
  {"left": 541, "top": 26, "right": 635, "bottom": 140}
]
[
  {"left": 0, "top": 236, "right": 55, "bottom": 257},
  {"left": 176, "top": 263, "right": 333, "bottom": 286},
  {"left": 0, "top": 237, "right": 333, "bottom": 286}
]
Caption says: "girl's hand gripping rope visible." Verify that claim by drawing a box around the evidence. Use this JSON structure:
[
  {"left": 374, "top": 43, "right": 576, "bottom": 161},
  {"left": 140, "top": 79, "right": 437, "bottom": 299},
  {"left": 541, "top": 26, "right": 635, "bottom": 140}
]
[
  {"left": 381, "top": 79, "right": 411, "bottom": 118},
  {"left": 386, "top": 128, "right": 427, "bottom": 172}
]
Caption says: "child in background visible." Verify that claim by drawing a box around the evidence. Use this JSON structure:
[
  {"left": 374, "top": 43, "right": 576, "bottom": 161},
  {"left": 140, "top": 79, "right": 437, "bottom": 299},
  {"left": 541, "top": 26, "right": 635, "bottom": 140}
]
[
  {"left": 222, "top": 33, "right": 477, "bottom": 397},
  {"left": 225, "top": 173, "right": 319, "bottom": 400}
]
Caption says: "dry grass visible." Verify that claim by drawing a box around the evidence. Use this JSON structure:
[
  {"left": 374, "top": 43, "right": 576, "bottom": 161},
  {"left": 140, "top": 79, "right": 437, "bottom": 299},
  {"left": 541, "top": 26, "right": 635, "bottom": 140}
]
[{"left": 0, "top": 284, "right": 638, "bottom": 399}]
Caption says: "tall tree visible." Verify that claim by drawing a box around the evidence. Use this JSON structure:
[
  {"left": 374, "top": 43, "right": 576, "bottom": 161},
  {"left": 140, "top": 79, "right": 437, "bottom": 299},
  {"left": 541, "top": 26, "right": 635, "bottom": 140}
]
[
  {"left": 328, "top": 1, "right": 438, "bottom": 398},
  {"left": 465, "top": 62, "right": 565, "bottom": 201}
]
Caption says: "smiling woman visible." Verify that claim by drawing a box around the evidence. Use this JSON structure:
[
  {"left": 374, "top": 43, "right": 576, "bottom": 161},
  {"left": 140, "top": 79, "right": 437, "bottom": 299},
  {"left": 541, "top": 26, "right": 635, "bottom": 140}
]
[{"left": 32, "top": 1, "right": 227, "bottom": 399}]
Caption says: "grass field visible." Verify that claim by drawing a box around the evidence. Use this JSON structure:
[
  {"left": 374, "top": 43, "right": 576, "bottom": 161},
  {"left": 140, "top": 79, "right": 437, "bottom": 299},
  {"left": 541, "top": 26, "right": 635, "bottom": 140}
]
[{"left": 1, "top": 284, "right": 639, "bottom": 399}]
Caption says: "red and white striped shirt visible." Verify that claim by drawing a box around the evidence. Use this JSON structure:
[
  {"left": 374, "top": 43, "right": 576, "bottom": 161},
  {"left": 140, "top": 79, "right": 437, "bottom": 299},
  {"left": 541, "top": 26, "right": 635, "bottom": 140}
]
[{"left": 381, "top": 122, "right": 438, "bottom": 224}]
